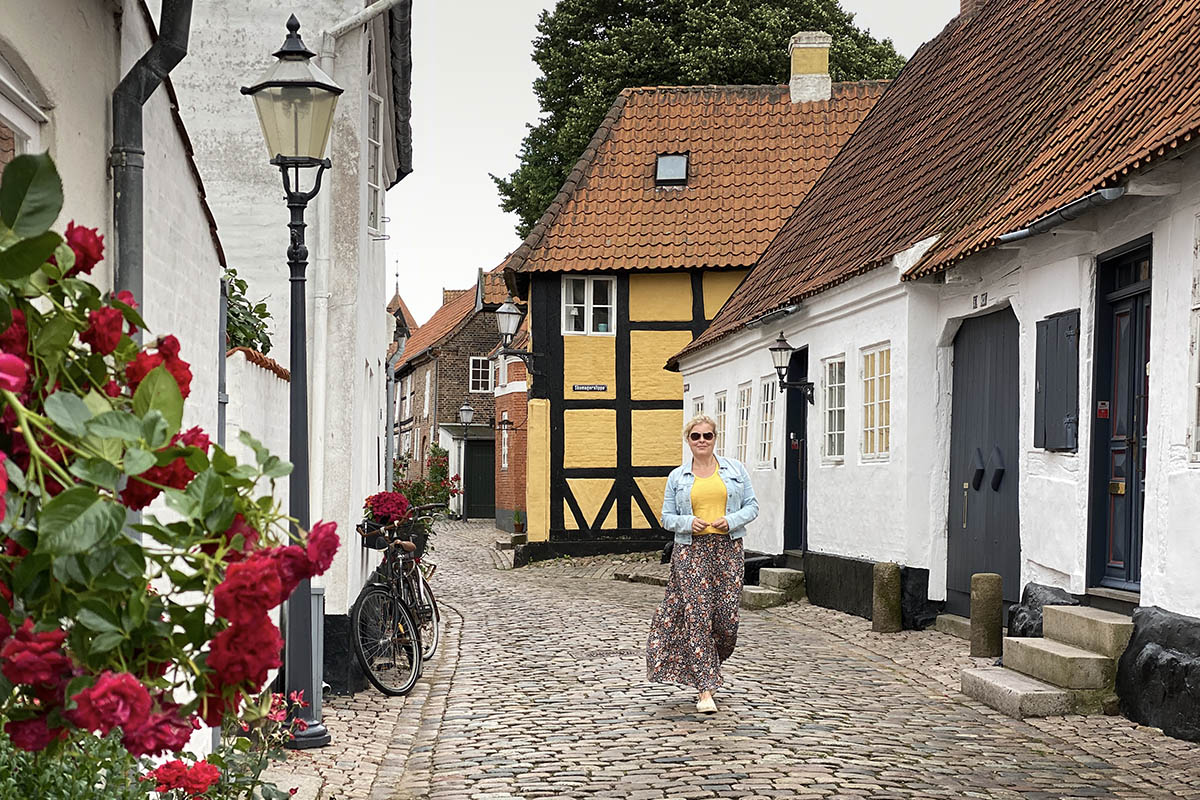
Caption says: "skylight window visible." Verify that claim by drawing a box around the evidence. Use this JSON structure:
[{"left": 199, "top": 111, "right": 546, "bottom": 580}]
[{"left": 656, "top": 153, "right": 688, "bottom": 186}]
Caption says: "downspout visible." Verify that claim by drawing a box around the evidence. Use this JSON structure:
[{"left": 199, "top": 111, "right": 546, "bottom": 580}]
[
  {"left": 996, "top": 187, "right": 1126, "bottom": 244},
  {"left": 111, "top": 0, "right": 193, "bottom": 313},
  {"left": 384, "top": 351, "right": 401, "bottom": 490}
]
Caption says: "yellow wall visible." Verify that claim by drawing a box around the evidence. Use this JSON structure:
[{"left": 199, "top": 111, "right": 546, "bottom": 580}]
[
  {"left": 567, "top": 478, "right": 614, "bottom": 528},
  {"left": 527, "top": 399, "right": 551, "bottom": 542},
  {"left": 630, "top": 330, "right": 694, "bottom": 400},
  {"left": 633, "top": 476, "right": 669, "bottom": 530},
  {"left": 562, "top": 335, "right": 615, "bottom": 400},
  {"left": 632, "top": 409, "right": 684, "bottom": 467},
  {"left": 703, "top": 270, "right": 749, "bottom": 319},
  {"left": 629, "top": 273, "right": 693, "bottom": 321},
  {"left": 563, "top": 409, "right": 617, "bottom": 468}
]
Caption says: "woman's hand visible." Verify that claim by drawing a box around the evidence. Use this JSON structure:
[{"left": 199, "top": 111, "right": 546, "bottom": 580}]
[
  {"left": 712, "top": 517, "right": 730, "bottom": 532},
  {"left": 691, "top": 517, "right": 709, "bottom": 533}
]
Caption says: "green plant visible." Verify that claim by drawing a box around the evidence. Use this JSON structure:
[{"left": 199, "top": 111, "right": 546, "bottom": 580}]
[
  {"left": 513, "top": 509, "right": 524, "bottom": 525},
  {"left": 223, "top": 268, "right": 273, "bottom": 355},
  {"left": 0, "top": 729, "right": 149, "bottom": 799},
  {"left": 0, "top": 153, "right": 340, "bottom": 796}
]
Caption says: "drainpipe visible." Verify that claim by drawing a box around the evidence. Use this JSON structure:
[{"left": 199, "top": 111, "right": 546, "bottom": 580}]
[
  {"left": 111, "top": 0, "right": 193, "bottom": 313},
  {"left": 384, "top": 350, "right": 401, "bottom": 490},
  {"left": 747, "top": 303, "right": 801, "bottom": 328},
  {"left": 996, "top": 187, "right": 1126, "bottom": 245},
  {"left": 328, "top": 0, "right": 408, "bottom": 38}
]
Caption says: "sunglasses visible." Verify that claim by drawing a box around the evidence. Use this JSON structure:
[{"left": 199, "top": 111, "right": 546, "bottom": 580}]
[{"left": 688, "top": 431, "right": 715, "bottom": 441}]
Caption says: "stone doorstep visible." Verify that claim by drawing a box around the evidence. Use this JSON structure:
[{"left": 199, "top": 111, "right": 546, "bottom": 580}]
[
  {"left": 961, "top": 666, "right": 1072, "bottom": 718},
  {"left": 934, "top": 613, "right": 971, "bottom": 641},
  {"left": 1043, "top": 604, "right": 1135, "bottom": 659},
  {"left": 741, "top": 585, "right": 787, "bottom": 610},
  {"left": 1002, "top": 636, "right": 1115, "bottom": 690},
  {"left": 493, "top": 539, "right": 515, "bottom": 551},
  {"left": 758, "top": 567, "right": 806, "bottom": 600}
]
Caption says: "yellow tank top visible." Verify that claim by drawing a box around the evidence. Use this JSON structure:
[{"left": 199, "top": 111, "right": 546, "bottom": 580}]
[{"left": 690, "top": 472, "right": 728, "bottom": 535}]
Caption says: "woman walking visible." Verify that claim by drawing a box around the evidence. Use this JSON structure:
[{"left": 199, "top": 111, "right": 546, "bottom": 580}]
[{"left": 646, "top": 414, "right": 759, "bottom": 714}]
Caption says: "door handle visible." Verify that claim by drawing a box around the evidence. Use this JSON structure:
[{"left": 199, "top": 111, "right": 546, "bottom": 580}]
[
  {"left": 989, "top": 446, "right": 1006, "bottom": 491},
  {"left": 962, "top": 482, "right": 968, "bottom": 529},
  {"left": 971, "top": 449, "right": 986, "bottom": 490}
]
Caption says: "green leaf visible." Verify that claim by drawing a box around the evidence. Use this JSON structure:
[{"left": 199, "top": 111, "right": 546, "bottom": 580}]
[
  {"left": 89, "top": 631, "right": 125, "bottom": 655},
  {"left": 184, "top": 447, "right": 209, "bottom": 474},
  {"left": 77, "top": 607, "right": 121, "bottom": 634},
  {"left": 141, "top": 410, "right": 170, "bottom": 449},
  {"left": 51, "top": 554, "right": 88, "bottom": 587},
  {"left": 262, "top": 455, "right": 293, "bottom": 479},
  {"left": 12, "top": 552, "right": 50, "bottom": 597},
  {"left": 238, "top": 430, "right": 271, "bottom": 465},
  {"left": 211, "top": 445, "right": 237, "bottom": 474},
  {"left": 87, "top": 411, "right": 145, "bottom": 442},
  {"left": 82, "top": 389, "right": 112, "bottom": 417},
  {"left": 163, "top": 488, "right": 199, "bottom": 520},
  {"left": 44, "top": 392, "right": 94, "bottom": 438},
  {"left": 0, "top": 152, "right": 63, "bottom": 237},
  {"left": 46, "top": 242, "right": 72, "bottom": 278},
  {"left": 36, "top": 488, "right": 126, "bottom": 556},
  {"left": 132, "top": 365, "right": 183, "bottom": 436},
  {"left": 112, "top": 544, "right": 144, "bottom": 579},
  {"left": 185, "top": 470, "right": 224, "bottom": 515},
  {"left": 110, "top": 294, "right": 148, "bottom": 333},
  {"left": 123, "top": 447, "right": 157, "bottom": 476},
  {"left": 0, "top": 231, "right": 62, "bottom": 280},
  {"left": 33, "top": 308, "right": 73, "bottom": 357},
  {"left": 68, "top": 458, "right": 121, "bottom": 491}
]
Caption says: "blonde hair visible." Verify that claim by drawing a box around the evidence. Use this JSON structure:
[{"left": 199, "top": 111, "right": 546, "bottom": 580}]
[{"left": 683, "top": 414, "right": 718, "bottom": 438}]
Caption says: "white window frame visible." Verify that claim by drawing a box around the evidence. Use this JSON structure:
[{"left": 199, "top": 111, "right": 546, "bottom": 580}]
[
  {"left": 692, "top": 396, "right": 704, "bottom": 419},
  {"left": 501, "top": 411, "right": 510, "bottom": 470},
  {"left": 469, "top": 356, "right": 493, "bottom": 393},
  {"left": 0, "top": 62, "right": 46, "bottom": 158},
  {"left": 366, "top": 91, "right": 384, "bottom": 233},
  {"left": 757, "top": 377, "right": 776, "bottom": 465},
  {"left": 423, "top": 370, "right": 431, "bottom": 418},
  {"left": 561, "top": 276, "right": 616, "bottom": 336},
  {"left": 861, "top": 343, "right": 892, "bottom": 461},
  {"left": 823, "top": 355, "right": 846, "bottom": 462},
  {"left": 713, "top": 392, "right": 728, "bottom": 456},
  {"left": 736, "top": 383, "right": 753, "bottom": 463}
]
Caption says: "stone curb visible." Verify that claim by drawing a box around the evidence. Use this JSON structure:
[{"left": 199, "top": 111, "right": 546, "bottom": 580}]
[{"left": 613, "top": 570, "right": 669, "bottom": 587}]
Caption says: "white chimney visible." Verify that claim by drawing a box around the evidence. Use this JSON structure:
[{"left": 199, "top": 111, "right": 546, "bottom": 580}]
[{"left": 789, "top": 31, "right": 832, "bottom": 103}]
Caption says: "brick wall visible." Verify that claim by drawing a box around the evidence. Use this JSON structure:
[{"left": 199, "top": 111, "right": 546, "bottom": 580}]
[
  {"left": 435, "top": 310, "right": 500, "bottom": 429},
  {"left": 495, "top": 356, "right": 528, "bottom": 530},
  {"left": 401, "top": 359, "right": 439, "bottom": 478}
]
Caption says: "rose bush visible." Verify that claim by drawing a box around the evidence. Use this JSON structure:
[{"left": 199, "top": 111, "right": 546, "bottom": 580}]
[{"left": 0, "top": 153, "right": 337, "bottom": 798}]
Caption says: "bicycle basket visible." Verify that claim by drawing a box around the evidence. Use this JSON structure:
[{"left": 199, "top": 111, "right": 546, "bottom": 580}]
[{"left": 357, "top": 518, "right": 390, "bottom": 550}]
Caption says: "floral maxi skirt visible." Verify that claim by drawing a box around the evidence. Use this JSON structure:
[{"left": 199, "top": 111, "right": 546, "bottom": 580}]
[{"left": 645, "top": 534, "right": 744, "bottom": 693}]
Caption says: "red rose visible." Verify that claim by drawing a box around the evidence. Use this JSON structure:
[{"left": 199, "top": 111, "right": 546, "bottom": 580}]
[
  {"left": 0, "top": 310, "right": 28, "bottom": 361},
  {"left": 264, "top": 545, "right": 312, "bottom": 604},
  {"left": 182, "top": 761, "right": 221, "bottom": 795},
  {"left": 0, "top": 618, "right": 70, "bottom": 685},
  {"left": 207, "top": 617, "right": 282, "bottom": 689},
  {"left": 66, "top": 671, "right": 152, "bottom": 736},
  {"left": 125, "top": 350, "right": 162, "bottom": 391},
  {"left": 63, "top": 221, "right": 105, "bottom": 277},
  {"left": 0, "top": 354, "right": 27, "bottom": 393},
  {"left": 80, "top": 306, "right": 125, "bottom": 356},
  {"left": 0, "top": 616, "right": 11, "bottom": 645},
  {"left": 114, "top": 290, "right": 139, "bottom": 334},
  {"left": 306, "top": 520, "right": 339, "bottom": 576},
  {"left": 214, "top": 558, "right": 282, "bottom": 625},
  {"left": 103, "top": 379, "right": 121, "bottom": 397},
  {"left": 148, "top": 760, "right": 189, "bottom": 792},
  {"left": 201, "top": 513, "right": 260, "bottom": 562},
  {"left": 121, "top": 710, "right": 193, "bottom": 757},
  {"left": 165, "top": 357, "right": 193, "bottom": 400},
  {"left": 198, "top": 678, "right": 241, "bottom": 727},
  {"left": 120, "top": 427, "right": 211, "bottom": 510},
  {"left": 5, "top": 714, "right": 67, "bottom": 751}
]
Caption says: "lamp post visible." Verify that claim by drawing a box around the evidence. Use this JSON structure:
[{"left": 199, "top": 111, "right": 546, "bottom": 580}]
[
  {"left": 495, "top": 295, "right": 539, "bottom": 377},
  {"left": 768, "top": 331, "right": 815, "bottom": 403},
  {"left": 241, "top": 14, "right": 343, "bottom": 750},
  {"left": 458, "top": 402, "right": 474, "bottom": 522}
]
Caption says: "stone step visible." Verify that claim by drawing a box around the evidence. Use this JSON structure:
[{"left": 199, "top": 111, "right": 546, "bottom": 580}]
[
  {"left": 934, "top": 613, "right": 971, "bottom": 640},
  {"left": 741, "top": 585, "right": 787, "bottom": 610},
  {"left": 961, "top": 666, "right": 1073, "bottom": 718},
  {"left": 1002, "top": 636, "right": 1114, "bottom": 689},
  {"left": 758, "top": 567, "right": 805, "bottom": 599},
  {"left": 494, "top": 539, "right": 515, "bottom": 551},
  {"left": 1043, "top": 605, "right": 1134, "bottom": 659}
]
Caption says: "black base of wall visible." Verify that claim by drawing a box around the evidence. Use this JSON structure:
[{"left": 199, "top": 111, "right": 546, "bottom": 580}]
[
  {"left": 801, "top": 550, "right": 939, "bottom": 630},
  {"left": 1117, "top": 605, "right": 1200, "bottom": 743},
  {"left": 495, "top": 507, "right": 515, "bottom": 534},
  {"left": 514, "top": 533, "right": 672, "bottom": 567},
  {"left": 323, "top": 613, "right": 366, "bottom": 696}
]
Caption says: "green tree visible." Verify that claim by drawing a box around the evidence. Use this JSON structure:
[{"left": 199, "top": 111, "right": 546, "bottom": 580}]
[{"left": 493, "top": 0, "right": 908, "bottom": 237}]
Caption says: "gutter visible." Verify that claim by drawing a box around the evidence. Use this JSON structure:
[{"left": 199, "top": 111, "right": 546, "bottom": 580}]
[
  {"left": 996, "top": 187, "right": 1126, "bottom": 245},
  {"left": 328, "top": 0, "right": 407, "bottom": 38},
  {"left": 111, "top": 0, "right": 193, "bottom": 315},
  {"left": 746, "top": 303, "right": 801, "bottom": 328}
]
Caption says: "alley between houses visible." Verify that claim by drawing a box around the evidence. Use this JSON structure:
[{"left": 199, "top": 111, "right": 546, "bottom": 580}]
[{"left": 287, "top": 522, "right": 1200, "bottom": 799}]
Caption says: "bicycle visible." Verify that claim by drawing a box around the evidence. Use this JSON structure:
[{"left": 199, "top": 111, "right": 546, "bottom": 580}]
[{"left": 350, "top": 504, "right": 445, "bottom": 695}]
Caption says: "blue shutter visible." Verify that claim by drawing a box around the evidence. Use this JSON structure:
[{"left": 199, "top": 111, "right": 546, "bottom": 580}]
[{"left": 1034, "top": 309, "right": 1080, "bottom": 452}]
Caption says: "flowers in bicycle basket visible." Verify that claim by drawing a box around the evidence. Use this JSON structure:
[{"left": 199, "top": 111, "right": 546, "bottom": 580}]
[{"left": 364, "top": 490, "right": 411, "bottom": 524}]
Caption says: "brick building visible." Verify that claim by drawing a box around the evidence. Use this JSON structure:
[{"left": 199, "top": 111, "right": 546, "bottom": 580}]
[
  {"left": 493, "top": 318, "right": 529, "bottom": 533},
  {"left": 396, "top": 266, "right": 506, "bottom": 519}
]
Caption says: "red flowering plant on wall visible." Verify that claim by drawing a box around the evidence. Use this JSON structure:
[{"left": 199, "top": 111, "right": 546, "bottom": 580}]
[
  {"left": 0, "top": 154, "right": 335, "bottom": 798},
  {"left": 363, "top": 490, "right": 411, "bottom": 524}
]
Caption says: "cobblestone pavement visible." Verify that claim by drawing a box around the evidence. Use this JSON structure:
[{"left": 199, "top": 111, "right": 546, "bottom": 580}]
[{"left": 302, "top": 522, "right": 1200, "bottom": 799}]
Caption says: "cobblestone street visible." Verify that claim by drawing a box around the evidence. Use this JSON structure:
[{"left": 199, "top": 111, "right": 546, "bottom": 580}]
[{"left": 292, "top": 522, "right": 1200, "bottom": 799}]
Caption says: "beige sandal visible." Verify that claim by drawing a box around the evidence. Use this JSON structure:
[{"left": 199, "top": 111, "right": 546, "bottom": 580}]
[{"left": 696, "top": 696, "right": 717, "bottom": 714}]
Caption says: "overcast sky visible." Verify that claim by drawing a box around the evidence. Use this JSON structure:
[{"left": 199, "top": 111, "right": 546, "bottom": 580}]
[{"left": 385, "top": 0, "right": 960, "bottom": 326}]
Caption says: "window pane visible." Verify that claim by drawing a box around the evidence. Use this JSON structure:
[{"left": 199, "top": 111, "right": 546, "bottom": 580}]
[
  {"left": 592, "top": 279, "right": 611, "bottom": 306},
  {"left": 656, "top": 153, "right": 688, "bottom": 183},
  {"left": 569, "top": 278, "right": 587, "bottom": 305},
  {"left": 592, "top": 306, "right": 611, "bottom": 333}
]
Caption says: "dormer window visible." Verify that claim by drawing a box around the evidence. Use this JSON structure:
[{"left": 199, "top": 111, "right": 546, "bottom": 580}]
[{"left": 656, "top": 153, "right": 688, "bottom": 186}]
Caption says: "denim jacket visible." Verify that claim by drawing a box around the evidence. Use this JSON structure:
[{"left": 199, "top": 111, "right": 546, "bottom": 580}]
[{"left": 661, "top": 456, "right": 759, "bottom": 545}]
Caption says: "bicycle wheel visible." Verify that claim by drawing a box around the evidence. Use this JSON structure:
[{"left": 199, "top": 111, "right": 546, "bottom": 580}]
[
  {"left": 416, "top": 570, "right": 441, "bottom": 661},
  {"left": 351, "top": 585, "right": 422, "bottom": 696}
]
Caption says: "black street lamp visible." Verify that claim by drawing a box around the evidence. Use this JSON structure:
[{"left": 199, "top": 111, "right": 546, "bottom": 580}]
[
  {"left": 495, "top": 295, "right": 539, "bottom": 377},
  {"left": 241, "top": 14, "right": 343, "bottom": 750},
  {"left": 768, "top": 331, "right": 815, "bottom": 403},
  {"left": 458, "top": 402, "right": 474, "bottom": 522}
]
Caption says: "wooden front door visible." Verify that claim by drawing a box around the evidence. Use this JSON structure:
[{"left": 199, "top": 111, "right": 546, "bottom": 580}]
[
  {"left": 946, "top": 308, "right": 1022, "bottom": 617},
  {"left": 464, "top": 439, "right": 496, "bottom": 520},
  {"left": 1089, "top": 243, "right": 1151, "bottom": 591},
  {"left": 783, "top": 348, "right": 809, "bottom": 551}
]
